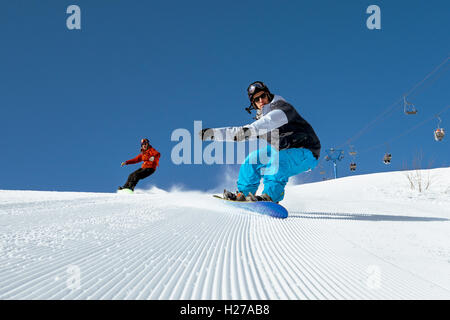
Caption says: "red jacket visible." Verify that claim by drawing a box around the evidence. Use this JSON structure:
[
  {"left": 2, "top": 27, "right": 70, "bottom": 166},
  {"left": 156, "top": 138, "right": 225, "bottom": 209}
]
[{"left": 125, "top": 146, "right": 160, "bottom": 169}]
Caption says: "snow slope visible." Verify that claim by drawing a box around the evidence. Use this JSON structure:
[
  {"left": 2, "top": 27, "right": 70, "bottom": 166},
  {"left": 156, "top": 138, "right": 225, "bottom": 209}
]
[{"left": 1, "top": 168, "right": 449, "bottom": 299}]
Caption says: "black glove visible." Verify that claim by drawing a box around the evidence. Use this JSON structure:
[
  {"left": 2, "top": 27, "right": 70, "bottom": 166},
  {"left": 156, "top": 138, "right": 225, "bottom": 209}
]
[{"left": 199, "top": 128, "right": 215, "bottom": 141}]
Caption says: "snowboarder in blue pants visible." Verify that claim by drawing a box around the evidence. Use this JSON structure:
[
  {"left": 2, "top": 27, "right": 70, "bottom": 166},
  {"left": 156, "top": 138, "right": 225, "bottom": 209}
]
[
  {"left": 199, "top": 81, "right": 321, "bottom": 203},
  {"left": 237, "top": 145, "right": 318, "bottom": 203}
]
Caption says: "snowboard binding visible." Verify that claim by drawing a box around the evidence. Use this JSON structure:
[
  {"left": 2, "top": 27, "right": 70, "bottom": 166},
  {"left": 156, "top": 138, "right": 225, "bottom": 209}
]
[{"left": 223, "top": 189, "right": 273, "bottom": 202}]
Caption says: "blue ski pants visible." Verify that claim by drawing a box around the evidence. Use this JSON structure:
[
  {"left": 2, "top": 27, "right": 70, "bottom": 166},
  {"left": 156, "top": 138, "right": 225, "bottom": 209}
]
[{"left": 237, "top": 146, "right": 318, "bottom": 203}]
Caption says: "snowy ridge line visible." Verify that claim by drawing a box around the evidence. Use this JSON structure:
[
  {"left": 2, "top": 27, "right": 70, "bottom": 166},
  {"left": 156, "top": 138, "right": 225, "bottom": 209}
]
[
  {"left": 237, "top": 215, "right": 259, "bottom": 299},
  {"left": 331, "top": 224, "right": 450, "bottom": 296},
  {"left": 265, "top": 215, "right": 374, "bottom": 299},
  {"left": 102, "top": 213, "right": 195, "bottom": 299},
  {"left": 147, "top": 211, "right": 223, "bottom": 299},
  {"left": 250, "top": 216, "right": 280, "bottom": 298},
  {"left": 104, "top": 209, "right": 210, "bottom": 300},
  {"left": 284, "top": 216, "right": 386, "bottom": 299},
  {"left": 283, "top": 218, "right": 362, "bottom": 299},
  {"left": 0, "top": 202, "right": 163, "bottom": 299},
  {"left": 288, "top": 212, "right": 438, "bottom": 299},
  {"left": 1, "top": 178, "right": 449, "bottom": 300},
  {"left": 1, "top": 211, "right": 163, "bottom": 299},
  {"left": 95, "top": 218, "right": 180, "bottom": 300},
  {"left": 317, "top": 207, "right": 450, "bottom": 298},
  {"left": 0, "top": 197, "right": 114, "bottom": 214},
  {"left": 175, "top": 213, "right": 230, "bottom": 299},
  {"left": 260, "top": 218, "right": 309, "bottom": 298},
  {"left": 314, "top": 220, "right": 417, "bottom": 299},
  {"left": 281, "top": 215, "right": 354, "bottom": 298},
  {"left": 0, "top": 203, "right": 162, "bottom": 295},
  {"left": 219, "top": 208, "right": 237, "bottom": 299},
  {"left": 271, "top": 218, "right": 345, "bottom": 299},
  {"left": 210, "top": 207, "right": 238, "bottom": 299},
  {"left": 69, "top": 217, "right": 172, "bottom": 300},
  {"left": 205, "top": 209, "right": 236, "bottom": 299},
  {"left": 60, "top": 207, "right": 191, "bottom": 299},
  {"left": 232, "top": 213, "right": 256, "bottom": 299},
  {"left": 289, "top": 211, "right": 449, "bottom": 222},
  {"left": 287, "top": 210, "right": 448, "bottom": 299},
  {"left": 261, "top": 218, "right": 309, "bottom": 298},
  {"left": 176, "top": 209, "right": 239, "bottom": 299},
  {"left": 274, "top": 224, "right": 330, "bottom": 299}
]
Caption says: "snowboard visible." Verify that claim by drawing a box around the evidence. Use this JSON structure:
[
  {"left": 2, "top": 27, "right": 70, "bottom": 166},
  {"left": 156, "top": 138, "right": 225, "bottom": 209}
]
[
  {"left": 117, "top": 188, "right": 134, "bottom": 194},
  {"left": 213, "top": 195, "right": 288, "bottom": 219}
]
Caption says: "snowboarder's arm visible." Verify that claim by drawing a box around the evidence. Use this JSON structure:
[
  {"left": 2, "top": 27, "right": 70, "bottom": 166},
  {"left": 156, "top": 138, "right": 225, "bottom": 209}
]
[
  {"left": 203, "top": 109, "right": 288, "bottom": 142},
  {"left": 125, "top": 154, "right": 143, "bottom": 165},
  {"left": 248, "top": 109, "right": 288, "bottom": 132}
]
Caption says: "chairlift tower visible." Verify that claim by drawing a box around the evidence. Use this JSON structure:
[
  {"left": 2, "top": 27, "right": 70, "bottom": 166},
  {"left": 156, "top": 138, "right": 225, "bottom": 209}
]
[{"left": 324, "top": 148, "right": 345, "bottom": 179}]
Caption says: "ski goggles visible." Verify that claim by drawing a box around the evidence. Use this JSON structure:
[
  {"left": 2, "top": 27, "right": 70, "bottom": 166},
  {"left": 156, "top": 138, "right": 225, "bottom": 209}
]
[{"left": 252, "top": 92, "right": 268, "bottom": 104}]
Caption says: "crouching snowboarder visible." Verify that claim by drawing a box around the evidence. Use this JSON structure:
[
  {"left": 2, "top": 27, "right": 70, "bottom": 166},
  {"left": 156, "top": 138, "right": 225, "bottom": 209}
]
[
  {"left": 199, "top": 81, "right": 321, "bottom": 203},
  {"left": 118, "top": 138, "right": 160, "bottom": 192}
]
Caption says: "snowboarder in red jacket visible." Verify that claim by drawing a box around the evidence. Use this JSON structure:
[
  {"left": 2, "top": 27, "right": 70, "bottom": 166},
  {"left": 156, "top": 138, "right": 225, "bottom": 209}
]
[{"left": 118, "top": 138, "right": 160, "bottom": 191}]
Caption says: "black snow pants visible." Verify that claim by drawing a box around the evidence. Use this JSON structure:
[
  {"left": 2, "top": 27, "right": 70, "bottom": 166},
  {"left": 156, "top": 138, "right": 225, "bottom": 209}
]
[{"left": 123, "top": 168, "right": 155, "bottom": 191}]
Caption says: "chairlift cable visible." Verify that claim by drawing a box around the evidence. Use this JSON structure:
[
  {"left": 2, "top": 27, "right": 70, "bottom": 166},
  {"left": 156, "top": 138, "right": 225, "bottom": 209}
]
[
  {"left": 358, "top": 105, "right": 450, "bottom": 154},
  {"left": 338, "top": 56, "right": 449, "bottom": 149}
]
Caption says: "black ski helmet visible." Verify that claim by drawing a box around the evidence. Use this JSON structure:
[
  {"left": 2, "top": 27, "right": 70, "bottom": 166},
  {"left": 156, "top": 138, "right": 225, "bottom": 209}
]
[
  {"left": 141, "top": 138, "right": 150, "bottom": 146},
  {"left": 245, "top": 81, "right": 273, "bottom": 113}
]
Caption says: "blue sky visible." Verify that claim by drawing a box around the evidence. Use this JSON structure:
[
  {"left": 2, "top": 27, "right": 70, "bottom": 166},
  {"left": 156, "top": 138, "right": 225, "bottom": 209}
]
[{"left": 0, "top": 0, "right": 449, "bottom": 192}]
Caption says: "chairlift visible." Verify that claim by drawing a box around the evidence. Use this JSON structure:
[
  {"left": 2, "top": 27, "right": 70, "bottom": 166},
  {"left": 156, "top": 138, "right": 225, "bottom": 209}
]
[
  {"left": 434, "top": 116, "right": 445, "bottom": 141},
  {"left": 383, "top": 153, "right": 392, "bottom": 165},
  {"left": 348, "top": 146, "right": 357, "bottom": 171},
  {"left": 435, "top": 128, "right": 445, "bottom": 141},
  {"left": 403, "top": 96, "right": 418, "bottom": 115}
]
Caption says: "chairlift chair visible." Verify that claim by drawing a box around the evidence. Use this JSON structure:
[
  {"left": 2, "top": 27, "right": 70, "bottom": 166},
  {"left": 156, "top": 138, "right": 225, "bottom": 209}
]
[
  {"left": 434, "top": 128, "right": 445, "bottom": 141},
  {"left": 348, "top": 146, "right": 357, "bottom": 171},
  {"left": 434, "top": 116, "right": 445, "bottom": 141},
  {"left": 403, "top": 96, "right": 418, "bottom": 115}
]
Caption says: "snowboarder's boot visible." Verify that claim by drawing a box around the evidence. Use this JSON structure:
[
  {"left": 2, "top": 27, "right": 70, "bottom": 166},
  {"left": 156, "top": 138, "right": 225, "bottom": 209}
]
[
  {"left": 223, "top": 189, "right": 246, "bottom": 201},
  {"left": 118, "top": 186, "right": 134, "bottom": 193},
  {"left": 246, "top": 192, "right": 258, "bottom": 201},
  {"left": 121, "top": 184, "right": 134, "bottom": 191},
  {"left": 259, "top": 193, "right": 273, "bottom": 202}
]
